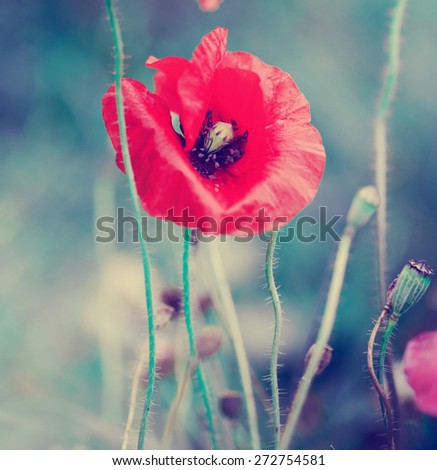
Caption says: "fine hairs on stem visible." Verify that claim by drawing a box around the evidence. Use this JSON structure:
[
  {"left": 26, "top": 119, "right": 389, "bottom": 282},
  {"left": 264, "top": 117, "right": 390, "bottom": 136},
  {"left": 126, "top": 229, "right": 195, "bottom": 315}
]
[
  {"left": 265, "top": 230, "right": 283, "bottom": 448},
  {"left": 205, "top": 238, "right": 261, "bottom": 449},
  {"left": 182, "top": 228, "right": 218, "bottom": 449},
  {"left": 105, "top": 0, "right": 157, "bottom": 450},
  {"left": 280, "top": 226, "right": 355, "bottom": 450},
  {"left": 374, "top": 0, "right": 408, "bottom": 304},
  {"left": 367, "top": 307, "right": 394, "bottom": 449}
]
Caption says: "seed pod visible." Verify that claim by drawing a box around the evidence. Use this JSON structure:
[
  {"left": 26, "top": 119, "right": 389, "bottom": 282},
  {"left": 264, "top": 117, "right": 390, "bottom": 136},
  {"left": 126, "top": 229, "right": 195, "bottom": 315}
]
[
  {"left": 196, "top": 326, "right": 223, "bottom": 359},
  {"left": 389, "top": 259, "right": 433, "bottom": 317},
  {"left": 304, "top": 344, "right": 333, "bottom": 375},
  {"left": 346, "top": 185, "right": 379, "bottom": 232},
  {"left": 219, "top": 391, "right": 243, "bottom": 420}
]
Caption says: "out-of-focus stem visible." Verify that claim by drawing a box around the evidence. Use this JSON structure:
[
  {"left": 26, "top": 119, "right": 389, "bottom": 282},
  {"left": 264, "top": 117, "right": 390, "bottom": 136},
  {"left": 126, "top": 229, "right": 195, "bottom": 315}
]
[
  {"left": 280, "top": 227, "right": 354, "bottom": 450},
  {"left": 206, "top": 238, "right": 261, "bottom": 449},
  {"left": 162, "top": 358, "right": 198, "bottom": 449},
  {"left": 121, "top": 341, "right": 148, "bottom": 450},
  {"left": 182, "top": 229, "right": 218, "bottom": 449},
  {"left": 374, "top": 0, "right": 408, "bottom": 303}
]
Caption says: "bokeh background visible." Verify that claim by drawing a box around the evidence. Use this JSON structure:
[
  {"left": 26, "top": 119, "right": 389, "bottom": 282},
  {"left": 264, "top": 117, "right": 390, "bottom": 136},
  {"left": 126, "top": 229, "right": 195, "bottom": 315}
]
[{"left": 1, "top": 0, "right": 437, "bottom": 450}]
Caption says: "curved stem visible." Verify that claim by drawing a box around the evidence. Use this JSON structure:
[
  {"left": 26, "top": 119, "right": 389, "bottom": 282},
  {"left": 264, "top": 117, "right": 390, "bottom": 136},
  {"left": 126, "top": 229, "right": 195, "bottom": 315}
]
[
  {"left": 378, "top": 315, "right": 399, "bottom": 441},
  {"left": 121, "top": 341, "right": 148, "bottom": 450},
  {"left": 182, "top": 228, "right": 218, "bottom": 449},
  {"left": 367, "top": 308, "right": 394, "bottom": 450},
  {"left": 105, "top": 0, "right": 156, "bottom": 450},
  {"left": 163, "top": 358, "right": 198, "bottom": 449},
  {"left": 265, "top": 231, "right": 282, "bottom": 448},
  {"left": 205, "top": 238, "right": 261, "bottom": 449},
  {"left": 374, "top": 0, "right": 408, "bottom": 304},
  {"left": 280, "top": 227, "right": 354, "bottom": 450}
]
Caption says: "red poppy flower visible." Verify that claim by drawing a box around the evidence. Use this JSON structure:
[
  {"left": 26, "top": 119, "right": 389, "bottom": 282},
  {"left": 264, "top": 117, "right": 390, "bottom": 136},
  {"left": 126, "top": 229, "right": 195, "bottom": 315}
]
[
  {"left": 403, "top": 331, "right": 437, "bottom": 416},
  {"left": 102, "top": 27, "right": 325, "bottom": 235},
  {"left": 197, "top": 0, "right": 223, "bottom": 12}
]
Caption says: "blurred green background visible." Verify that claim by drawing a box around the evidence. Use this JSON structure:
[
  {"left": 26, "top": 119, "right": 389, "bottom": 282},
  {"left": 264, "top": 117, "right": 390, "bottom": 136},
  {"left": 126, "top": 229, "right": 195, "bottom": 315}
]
[{"left": 1, "top": 0, "right": 437, "bottom": 449}]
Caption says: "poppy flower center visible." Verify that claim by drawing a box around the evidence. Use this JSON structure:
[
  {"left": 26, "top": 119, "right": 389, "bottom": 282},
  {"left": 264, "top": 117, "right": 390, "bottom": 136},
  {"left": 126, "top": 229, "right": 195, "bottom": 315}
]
[{"left": 189, "top": 111, "right": 248, "bottom": 179}]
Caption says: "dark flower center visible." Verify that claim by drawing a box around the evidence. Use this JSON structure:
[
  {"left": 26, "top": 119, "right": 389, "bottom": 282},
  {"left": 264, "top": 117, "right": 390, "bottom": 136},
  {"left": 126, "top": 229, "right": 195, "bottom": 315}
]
[{"left": 188, "top": 111, "right": 248, "bottom": 179}]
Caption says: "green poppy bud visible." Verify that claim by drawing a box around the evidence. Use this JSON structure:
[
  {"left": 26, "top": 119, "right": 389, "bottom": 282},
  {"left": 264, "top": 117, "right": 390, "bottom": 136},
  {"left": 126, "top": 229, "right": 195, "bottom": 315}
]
[
  {"left": 389, "top": 260, "right": 433, "bottom": 317},
  {"left": 346, "top": 185, "right": 379, "bottom": 232}
]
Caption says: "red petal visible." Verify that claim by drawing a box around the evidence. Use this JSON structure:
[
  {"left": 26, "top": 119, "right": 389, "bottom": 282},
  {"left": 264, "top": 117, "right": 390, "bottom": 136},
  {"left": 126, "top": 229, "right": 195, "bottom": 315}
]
[
  {"left": 146, "top": 55, "right": 190, "bottom": 115},
  {"left": 178, "top": 27, "right": 228, "bottom": 149},
  {"left": 222, "top": 51, "right": 311, "bottom": 125},
  {"left": 206, "top": 120, "right": 326, "bottom": 234},
  {"left": 101, "top": 79, "right": 234, "bottom": 229},
  {"left": 404, "top": 331, "right": 437, "bottom": 416}
]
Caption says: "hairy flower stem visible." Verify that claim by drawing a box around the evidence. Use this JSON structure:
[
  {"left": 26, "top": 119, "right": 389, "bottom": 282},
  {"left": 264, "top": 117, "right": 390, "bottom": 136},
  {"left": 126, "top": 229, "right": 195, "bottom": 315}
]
[
  {"left": 206, "top": 238, "right": 261, "bottom": 449},
  {"left": 280, "top": 226, "right": 354, "bottom": 450},
  {"left": 183, "top": 229, "right": 218, "bottom": 449},
  {"left": 367, "top": 308, "right": 395, "bottom": 450},
  {"left": 374, "top": 0, "right": 408, "bottom": 304},
  {"left": 105, "top": 0, "right": 156, "bottom": 450},
  {"left": 378, "top": 315, "right": 399, "bottom": 437},
  {"left": 265, "top": 231, "right": 282, "bottom": 448}
]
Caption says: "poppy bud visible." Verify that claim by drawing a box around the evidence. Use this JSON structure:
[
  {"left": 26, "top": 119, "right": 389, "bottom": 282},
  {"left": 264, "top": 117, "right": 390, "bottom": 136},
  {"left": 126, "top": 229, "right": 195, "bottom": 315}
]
[
  {"left": 206, "top": 122, "right": 234, "bottom": 153},
  {"left": 219, "top": 391, "right": 243, "bottom": 420},
  {"left": 196, "top": 326, "right": 223, "bottom": 359},
  {"left": 304, "top": 344, "right": 333, "bottom": 375},
  {"left": 346, "top": 185, "right": 379, "bottom": 232},
  {"left": 388, "top": 259, "right": 433, "bottom": 317},
  {"left": 197, "top": 0, "right": 224, "bottom": 13},
  {"left": 160, "top": 287, "right": 183, "bottom": 320},
  {"left": 199, "top": 294, "right": 213, "bottom": 314}
]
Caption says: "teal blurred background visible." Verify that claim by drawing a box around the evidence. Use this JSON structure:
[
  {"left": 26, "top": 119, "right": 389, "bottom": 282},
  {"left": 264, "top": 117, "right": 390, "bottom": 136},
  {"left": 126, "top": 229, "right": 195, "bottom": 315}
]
[{"left": 1, "top": 0, "right": 437, "bottom": 449}]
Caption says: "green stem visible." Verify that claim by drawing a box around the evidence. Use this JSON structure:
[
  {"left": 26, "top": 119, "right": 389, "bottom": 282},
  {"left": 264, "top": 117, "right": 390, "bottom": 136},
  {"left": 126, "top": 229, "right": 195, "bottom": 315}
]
[
  {"left": 374, "top": 0, "right": 408, "bottom": 304},
  {"left": 206, "top": 238, "right": 261, "bottom": 449},
  {"left": 105, "top": 0, "right": 156, "bottom": 450},
  {"left": 182, "top": 228, "right": 218, "bottom": 449},
  {"left": 367, "top": 308, "right": 394, "bottom": 449},
  {"left": 265, "top": 231, "right": 282, "bottom": 448},
  {"left": 280, "top": 227, "right": 354, "bottom": 450},
  {"left": 378, "top": 314, "right": 399, "bottom": 433}
]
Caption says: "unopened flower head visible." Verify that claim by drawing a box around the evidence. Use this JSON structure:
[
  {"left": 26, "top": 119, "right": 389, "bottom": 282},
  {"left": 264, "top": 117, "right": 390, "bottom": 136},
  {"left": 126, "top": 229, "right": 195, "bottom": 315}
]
[
  {"left": 219, "top": 390, "right": 243, "bottom": 420},
  {"left": 388, "top": 259, "right": 433, "bottom": 316},
  {"left": 346, "top": 185, "right": 379, "bottom": 232},
  {"left": 304, "top": 344, "right": 333, "bottom": 375},
  {"left": 160, "top": 286, "right": 183, "bottom": 320},
  {"left": 196, "top": 326, "right": 223, "bottom": 359}
]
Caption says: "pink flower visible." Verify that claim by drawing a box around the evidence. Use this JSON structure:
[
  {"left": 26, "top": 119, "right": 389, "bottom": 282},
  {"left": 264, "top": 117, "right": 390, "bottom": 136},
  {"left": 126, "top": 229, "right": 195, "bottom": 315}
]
[{"left": 403, "top": 330, "right": 437, "bottom": 416}]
